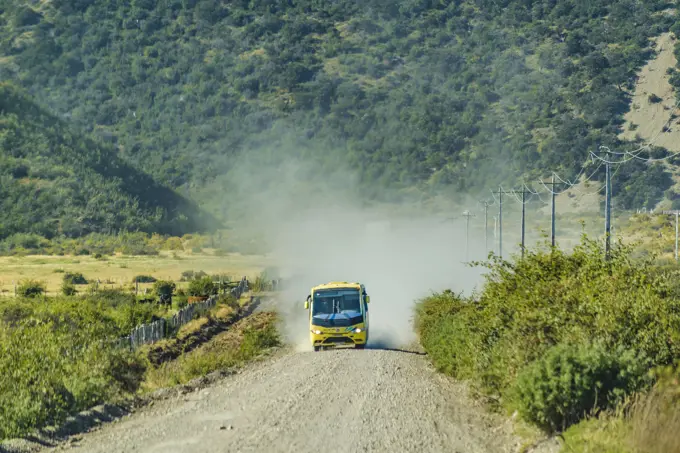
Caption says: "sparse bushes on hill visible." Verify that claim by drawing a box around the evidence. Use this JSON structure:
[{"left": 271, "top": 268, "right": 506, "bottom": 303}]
[{"left": 415, "top": 235, "right": 680, "bottom": 435}]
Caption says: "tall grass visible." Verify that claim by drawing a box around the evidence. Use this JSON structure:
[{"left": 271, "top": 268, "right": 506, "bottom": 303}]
[{"left": 628, "top": 368, "right": 680, "bottom": 453}]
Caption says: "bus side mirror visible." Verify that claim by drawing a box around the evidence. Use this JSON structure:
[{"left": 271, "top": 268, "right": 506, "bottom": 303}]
[
  {"left": 304, "top": 301, "right": 309, "bottom": 309},
  {"left": 366, "top": 296, "right": 370, "bottom": 303}
]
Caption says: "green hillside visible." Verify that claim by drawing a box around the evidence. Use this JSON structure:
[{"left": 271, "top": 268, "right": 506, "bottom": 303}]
[
  {"left": 0, "top": 82, "right": 217, "bottom": 239},
  {"left": 0, "top": 0, "right": 678, "bottom": 229}
]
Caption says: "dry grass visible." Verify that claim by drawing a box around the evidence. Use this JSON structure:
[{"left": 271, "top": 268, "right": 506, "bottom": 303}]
[
  {"left": 628, "top": 384, "right": 680, "bottom": 453},
  {"left": 142, "top": 311, "right": 279, "bottom": 391},
  {"left": 562, "top": 379, "right": 680, "bottom": 453},
  {"left": 0, "top": 251, "right": 273, "bottom": 296}
]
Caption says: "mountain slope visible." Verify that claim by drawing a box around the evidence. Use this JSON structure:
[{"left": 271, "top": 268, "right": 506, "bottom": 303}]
[
  {"left": 0, "top": 0, "right": 678, "bottom": 216},
  {"left": 0, "top": 82, "right": 218, "bottom": 239}
]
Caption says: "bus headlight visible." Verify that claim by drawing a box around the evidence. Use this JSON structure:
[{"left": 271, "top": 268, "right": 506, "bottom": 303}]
[
  {"left": 313, "top": 329, "right": 322, "bottom": 335},
  {"left": 354, "top": 328, "right": 362, "bottom": 333}
]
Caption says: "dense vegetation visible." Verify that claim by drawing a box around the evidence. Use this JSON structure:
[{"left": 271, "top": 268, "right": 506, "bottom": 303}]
[
  {"left": 0, "top": 283, "right": 278, "bottom": 440},
  {"left": 0, "top": 293, "right": 157, "bottom": 438},
  {"left": 0, "top": 0, "right": 678, "bottom": 236},
  {"left": 414, "top": 237, "right": 680, "bottom": 450},
  {"left": 0, "top": 83, "right": 218, "bottom": 240}
]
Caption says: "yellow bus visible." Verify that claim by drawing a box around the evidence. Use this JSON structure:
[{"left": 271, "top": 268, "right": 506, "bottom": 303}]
[{"left": 304, "top": 281, "right": 370, "bottom": 351}]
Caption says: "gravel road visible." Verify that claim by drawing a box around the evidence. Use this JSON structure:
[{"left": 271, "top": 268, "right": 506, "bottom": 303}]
[{"left": 48, "top": 346, "right": 527, "bottom": 453}]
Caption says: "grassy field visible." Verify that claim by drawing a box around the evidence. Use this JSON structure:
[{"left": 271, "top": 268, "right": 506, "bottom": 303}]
[{"left": 0, "top": 250, "right": 275, "bottom": 296}]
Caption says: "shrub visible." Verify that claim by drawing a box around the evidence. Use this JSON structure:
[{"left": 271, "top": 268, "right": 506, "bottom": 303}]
[
  {"left": 217, "top": 293, "right": 239, "bottom": 310},
  {"left": 173, "top": 289, "right": 188, "bottom": 310},
  {"left": 63, "top": 271, "right": 88, "bottom": 285},
  {"left": 512, "top": 342, "right": 650, "bottom": 432},
  {"left": 132, "top": 275, "right": 157, "bottom": 283},
  {"left": 152, "top": 280, "right": 176, "bottom": 303},
  {"left": 163, "top": 237, "right": 184, "bottom": 251},
  {"left": 414, "top": 235, "right": 680, "bottom": 431},
  {"left": 61, "top": 281, "right": 76, "bottom": 296},
  {"left": 187, "top": 276, "right": 216, "bottom": 297},
  {"left": 180, "top": 270, "right": 207, "bottom": 281},
  {"left": 0, "top": 319, "right": 146, "bottom": 439},
  {"left": 17, "top": 279, "right": 45, "bottom": 298},
  {"left": 648, "top": 93, "right": 662, "bottom": 103}
]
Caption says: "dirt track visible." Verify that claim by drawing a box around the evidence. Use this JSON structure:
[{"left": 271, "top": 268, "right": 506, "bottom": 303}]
[{"left": 45, "top": 346, "right": 530, "bottom": 453}]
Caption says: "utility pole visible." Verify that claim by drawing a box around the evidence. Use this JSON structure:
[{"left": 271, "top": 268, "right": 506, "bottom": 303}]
[
  {"left": 551, "top": 174, "right": 556, "bottom": 248},
  {"left": 539, "top": 175, "right": 563, "bottom": 248},
  {"left": 662, "top": 210, "right": 680, "bottom": 262},
  {"left": 492, "top": 187, "right": 504, "bottom": 258},
  {"left": 601, "top": 146, "right": 613, "bottom": 259},
  {"left": 480, "top": 200, "right": 491, "bottom": 253},
  {"left": 462, "top": 210, "right": 475, "bottom": 261},
  {"left": 521, "top": 189, "right": 526, "bottom": 259},
  {"left": 496, "top": 187, "right": 533, "bottom": 259}
]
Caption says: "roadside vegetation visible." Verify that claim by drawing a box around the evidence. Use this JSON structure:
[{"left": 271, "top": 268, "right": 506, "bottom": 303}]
[
  {"left": 0, "top": 270, "right": 280, "bottom": 441},
  {"left": 414, "top": 236, "right": 680, "bottom": 452}
]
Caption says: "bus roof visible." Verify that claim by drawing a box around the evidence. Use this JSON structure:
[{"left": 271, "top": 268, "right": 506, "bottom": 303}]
[{"left": 311, "top": 281, "right": 362, "bottom": 291}]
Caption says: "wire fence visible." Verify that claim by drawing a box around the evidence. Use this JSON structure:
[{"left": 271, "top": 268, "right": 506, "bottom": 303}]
[{"left": 118, "top": 276, "right": 251, "bottom": 351}]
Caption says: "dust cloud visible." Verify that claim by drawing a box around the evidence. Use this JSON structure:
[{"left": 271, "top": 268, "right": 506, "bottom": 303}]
[{"left": 225, "top": 148, "right": 488, "bottom": 351}]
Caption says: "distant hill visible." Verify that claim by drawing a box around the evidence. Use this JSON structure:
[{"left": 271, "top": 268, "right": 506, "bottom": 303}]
[
  {"left": 0, "top": 82, "right": 218, "bottom": 239},
  {"left": 0, "top": 0, "right": 678, "bottom": 225}
]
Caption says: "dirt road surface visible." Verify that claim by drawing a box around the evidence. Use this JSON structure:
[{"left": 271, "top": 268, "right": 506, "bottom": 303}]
[{"left": 47, "top": 346, "right": 528, "bottom": 453}]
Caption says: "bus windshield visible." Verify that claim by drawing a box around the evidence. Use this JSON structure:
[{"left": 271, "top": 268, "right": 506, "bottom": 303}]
[{"left": 312, "top": 288, "right": 361, "bottom": 316}]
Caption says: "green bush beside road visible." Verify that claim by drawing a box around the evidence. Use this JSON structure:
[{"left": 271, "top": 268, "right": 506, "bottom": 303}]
[{"left": 415, "top": 236, "right": 680, "bottom": 450}]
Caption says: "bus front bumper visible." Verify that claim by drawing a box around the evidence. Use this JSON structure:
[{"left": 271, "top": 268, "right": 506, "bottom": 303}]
[{"left": 310, "top": 326, "right": 367, "bottom": 347}]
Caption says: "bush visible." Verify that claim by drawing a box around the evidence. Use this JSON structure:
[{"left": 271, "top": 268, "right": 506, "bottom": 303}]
[
  {"left": 17, "top": 279, "right": 45, "bottom": 298},
  {"left": 512, "top": 342, "right": 650, "bottom": 432},
  {"left": 63, "top": 271, "right": 88, "bottom": 285},
  {"left": 180, "top": 270, "right": 207, "bottom": 281},
  {"left": 0, "top": 319, "right": 146, "bottom": 439},
  {"left": 133, "top": 275, "right": 157, "bottom": 283},
  {"left": 187, "top": 276, "right": 216, "bottom": 297},
  {"left": 414, "top": 235, "right": 680, "bottom": 431},
  {"left": 173, "top": 289, "right": 188, "bottom": 309},
  {"left": 61, "top": 281, "right": 76, "bottom": 296},
  {"left": 152, "top": 280, "right": 175, "bottom": 303}
]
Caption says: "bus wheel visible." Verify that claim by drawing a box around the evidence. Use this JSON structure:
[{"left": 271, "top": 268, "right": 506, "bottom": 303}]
[
  {"left": 355, "top": 344, "right": 365, "bottom": 350},
  {"left": 314, "top": 346, "right": 320, "bottom": 352}
]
